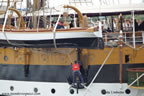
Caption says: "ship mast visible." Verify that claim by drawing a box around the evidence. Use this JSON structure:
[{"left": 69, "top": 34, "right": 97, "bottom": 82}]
[
  {"left": 32, "top": 0, "right": 47, "bottom": 29},
  {"left": 118, "top": 14, "right": 123, "bottom": 84},
  {"left": 32, "top": 0, "right": 38, "bottom": 28}
]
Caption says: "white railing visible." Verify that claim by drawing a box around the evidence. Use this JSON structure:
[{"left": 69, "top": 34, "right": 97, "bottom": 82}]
[{"left": 103, "top": 31, "right": 144, "bottom": 48}]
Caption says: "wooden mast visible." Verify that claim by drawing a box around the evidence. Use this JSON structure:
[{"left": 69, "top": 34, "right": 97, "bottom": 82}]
[
  {"left": 118, "top": 13, "right": 123, "bottom": 84},
  {"left": 42, "top": 0, "right": 47, "bottom": 28},
  {"left": 32, "top": 0, "right": 39, "bottom": 28}
]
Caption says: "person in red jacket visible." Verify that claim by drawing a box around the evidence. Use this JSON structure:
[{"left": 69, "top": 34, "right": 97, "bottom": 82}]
[{"left": 72, "top": 60, "right": 84, "bottom": 85}]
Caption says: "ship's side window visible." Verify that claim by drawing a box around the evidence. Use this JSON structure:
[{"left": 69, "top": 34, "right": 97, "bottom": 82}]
[
  {"left": 51, "top": 88, "right": 56, "bottom": 94},
  {"left": 34, "top": 88, "right": 38, "bottom": 93},
  {"left": 125, "top": 89, "right": 131, "bottom": 94},
  {"left": 125, "top": 55, "right": 130, "bottom": 63},
  {"left": 70, "top": 89, "right": 74, "bottom": 94},
  {"left": 10, "top": 86, "right": 14, "bottom": 91}
]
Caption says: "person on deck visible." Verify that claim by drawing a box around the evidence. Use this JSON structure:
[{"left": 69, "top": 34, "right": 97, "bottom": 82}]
[
  {"left": 134, "top": 19, "right": 139, "bottom": 31},
  {"left": 72, "top": 61, "right": 84, "bottom": 85},
  {"left": 56, "top": 20, "right": 64, "bottom": 29},
  {"left": 139, "top": 20, "right": 144, "bottom": 31}
]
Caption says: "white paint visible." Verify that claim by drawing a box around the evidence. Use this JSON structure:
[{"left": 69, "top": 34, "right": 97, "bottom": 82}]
[
  {"left": 0, "top": 80, "right": 143, "bottom": 96},
  {"left": 0, "top": 31, "right": 100, "bottom": 41},
  {"left": 132, "top": 10, "right": 136, "bottom": 48},
  {"left": 142, "top": 32, "right": 144, "bottom": 44}
]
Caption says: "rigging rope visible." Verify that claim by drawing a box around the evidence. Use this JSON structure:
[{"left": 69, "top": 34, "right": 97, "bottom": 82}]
[
  {"left": 2, "top": 6, "right": 13, "bottom": 45},
  {"left": 83, "top": 47, "right": 114, "bottom": 96}
]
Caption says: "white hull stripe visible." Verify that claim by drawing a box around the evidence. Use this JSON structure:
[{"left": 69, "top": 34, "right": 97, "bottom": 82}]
[
  {"left": 0, "top": 80, "right": 143, "bottom": 96},
  {"left": 0, "top": 31, "right": 100, "bottom": 41}
]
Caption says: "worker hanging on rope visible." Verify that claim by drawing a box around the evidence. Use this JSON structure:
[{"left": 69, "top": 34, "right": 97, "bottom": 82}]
[{"left": 71, "top": 60, "right": 84, "bottom": 86}]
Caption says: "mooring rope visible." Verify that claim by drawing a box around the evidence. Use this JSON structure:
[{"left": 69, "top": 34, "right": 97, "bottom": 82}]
[{"left": 83, "top": 47, "right": 114, "bottom": 96}]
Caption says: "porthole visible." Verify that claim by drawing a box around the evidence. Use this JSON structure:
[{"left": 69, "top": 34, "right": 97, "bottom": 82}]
[
  {"left": 125, "top": 89, "right": 131, "bottom": 94},
  {"left": 10, "top": 86, "right": 14, "bottom": 91},
  {"left": 4, "top": 56, "right": 8, "bottom": 61},
  {"left": 43, "top": 58, "right": 46, "bottom": 62},
  {"left": 34, "top": 88, "right": 38, "bottom": 93},
  {"left": 61, "top": 58, "right": 64, "bottom": 62},
  {"left": 125, "top": 55, "right": 130, "bottom": 63},
  {"left": 70, "top": 89, "right": 74, "bottom": 94},
  {"left": 51, "top": 88, "right": 56, "bottom": 94},
  {"left": 101, "top": 89, "right": 106, "bottom": 95},
  {"left": 19, "top": 57, "right": 22, "bottom": 61}
]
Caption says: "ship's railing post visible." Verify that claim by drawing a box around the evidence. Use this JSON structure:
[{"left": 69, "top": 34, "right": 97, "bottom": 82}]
[
  {"left": 104, "top": 33, "right": 108, "bottom": 45},
  {"left": 132, "top": 10, "right": 136, "bottom": 48},
  {"left": 119, "top": 30, "right": 123, "bottom": 84},
  {"left": 124, "top": 32, "right": 127, "bottom": 43},
  {"left": 98, "top": 21, "right": 103, "bottom": 37},
  {"left": 142, "top": 32, "right": 144, "bottom": 44}
]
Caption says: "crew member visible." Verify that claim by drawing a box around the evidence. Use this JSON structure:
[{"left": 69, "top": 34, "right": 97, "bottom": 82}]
[
  {"left": 72, "top": 60, "right": 84, "bottom": 85},
  {"left": 56, "top": 20, "right": 64, "bottom": 29}
]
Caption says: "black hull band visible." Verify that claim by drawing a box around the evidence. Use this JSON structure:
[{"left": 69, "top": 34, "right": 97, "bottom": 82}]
[
  {"left": 0, "top": 38, "right": 104, "bottom": 49},
  {"left": 0, "top": 64, "right": 143, "bottom": 83}
]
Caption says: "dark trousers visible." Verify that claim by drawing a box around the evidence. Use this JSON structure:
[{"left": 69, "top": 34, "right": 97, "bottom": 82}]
[
  {"left": 56, "top": 25, "right": 64, "bottom": 29},
  {"left": 73, "top": 71, "right": 84, "bottom": 84}
]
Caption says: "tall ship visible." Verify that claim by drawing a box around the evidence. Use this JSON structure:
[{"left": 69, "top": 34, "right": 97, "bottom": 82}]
[{"left": 0, "top": 0, "right": 144, "bottom": 96}]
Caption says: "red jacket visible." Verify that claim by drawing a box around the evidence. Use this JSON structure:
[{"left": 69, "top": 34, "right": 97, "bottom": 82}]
[
  {"left": 58, "top": 21, "right": 64, "bottom": 26},
  {"left": 72, "top": 63, "right": 80, "bottom": 71}
]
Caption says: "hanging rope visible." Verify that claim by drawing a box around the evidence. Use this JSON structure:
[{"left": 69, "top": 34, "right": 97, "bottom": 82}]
[
  {"left": 2, "top": 0, "right": 9, "bottom": 25},
  {"left": 53, "top": 9, "right": 63, "bottom": 48},
  {"left": 2, "top": 6, "right": 13, "bottom": 45},
  {"left": 2, "top": 9, "right": 34, "bottom": 46}
]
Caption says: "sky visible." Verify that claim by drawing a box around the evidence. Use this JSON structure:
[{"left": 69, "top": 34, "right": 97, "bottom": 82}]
[{"left": 16, "top": 0, "right": 143, "bottom": 9}]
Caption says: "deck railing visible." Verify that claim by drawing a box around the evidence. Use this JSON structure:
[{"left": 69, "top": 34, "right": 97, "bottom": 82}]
[
  {"left": 103, "top": 31, "right": 144, "bottom": 47},
  {"left": 127, "top": 68, "right": 144, "bottom": 88}
]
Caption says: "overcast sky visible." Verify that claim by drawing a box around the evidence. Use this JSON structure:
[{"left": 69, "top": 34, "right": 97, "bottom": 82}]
[{"left": 16, "top": 0, "right": 143, "bottom": 9}]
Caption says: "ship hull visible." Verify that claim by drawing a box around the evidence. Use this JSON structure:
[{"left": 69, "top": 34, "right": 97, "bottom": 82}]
[
  {"left": 0, "top": 63, "right": 143, "bottom": 83},
  {"left": 0, "top": 37, "right": 104, "bottom": 49},
  {"left": 0, "top": 31, "right": 104, "bottom": 48},
  {"left": 0, "top": 47, "right": 143, "bottom": 96},
  {"left": 0, "top": 80, "right": 143, "bottom": 96}
]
